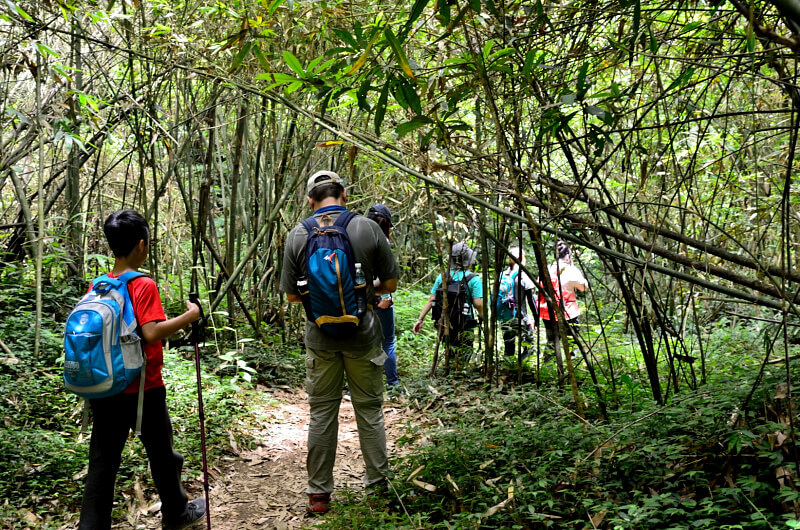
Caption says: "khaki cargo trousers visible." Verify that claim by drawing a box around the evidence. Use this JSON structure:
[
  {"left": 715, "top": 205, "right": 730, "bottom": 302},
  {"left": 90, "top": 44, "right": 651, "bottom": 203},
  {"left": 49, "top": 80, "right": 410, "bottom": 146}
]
[{"left": 305, "top": 345, "right": 390, "bottom": 494}]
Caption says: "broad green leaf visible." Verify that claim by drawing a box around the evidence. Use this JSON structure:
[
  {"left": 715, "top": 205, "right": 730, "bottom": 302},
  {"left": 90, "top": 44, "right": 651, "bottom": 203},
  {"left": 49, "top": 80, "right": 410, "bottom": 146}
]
[
  {"left": 745, "top": 24, "right": 755, "bottom": 53},
  {"left": 437, "top": 0, "right": 450, "bottom": 26},
  {"left": 357, "top": 78, "right": 372, "bottom": 111},
  {"left": 374, "top": 82, "right": 389, "bottom": 134},
  {"left": 312, "top": 56, "right": 338, "bottom": 74},
  {"left": 51, "top": 63, "right": 74, "bottom": 83},
  {"left": 681, "top": 21, "right": 704, "bottom": 34},
  {"left": 5, "top": 107, "right": 30, "bottom": 125},
  {"left": 5, "top": 0, "right": 33, "bottom": 21},
  {"left": 396, "top": 116, "right": 433, "bottom": 138},
  {"left": 648, "top": 27, "right": 659, "bottom": 53},
  {"left": 282, "top": 50, "right": 305, "bottom": 77},
  {"left": 286, "top": 81, "right": 303, "bottom": 93},
  {"left": 252, "top": 44, "right": 270, "bottom": 70},
  {"left": 522, "top": 50, "right": 536, "bottom": 77},
  {"left": 489, "top": 47, "right": 515, "bottom": 62},
  {"left": 482, "top": 39, "right": 495, "bottom": 59},
  {"left": 629, "top": 0, "right": 640, "bottom": 63},
  {"left": 483, "top": 0, "right": 498, "bottom": 16},
  {"left": 384, "top": 27, "right": 415, "bottom": 79},
  {"left": 576, "top": 61, "right": 589, "bottom": 98},
  {"left": 256, "top": 72, "right": 301, "bottom": 88},
  {"left": 35, "top": 42, "right": 59, "bottom": 58},
  {"left": 665, "top": 67, "right": 694, "bottom": 92},
  {"left": 332, "top": 29, "right": 359, "bottom": 50},
  {"left": 268, "top": 0, "right": 286, "bottom": 15},
  {"left": 230, "top": 42, "right": 253, "bottom": 72},
  {"left": 400, "top": 0, "right": 430, "bottom": 39},
  {"left": 401, "top": 81, "right": 421, "bottom": 115},
  {"left": 307, "top": 55, "right": 324, "bottom": 73},
  {"left": 586, "top": 105, "right": 605, "bottom": 119}
]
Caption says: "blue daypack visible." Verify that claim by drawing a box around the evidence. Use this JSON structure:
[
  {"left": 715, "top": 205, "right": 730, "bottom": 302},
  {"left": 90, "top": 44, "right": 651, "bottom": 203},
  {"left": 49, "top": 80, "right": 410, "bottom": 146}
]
[
  {"left": 63, "top": 271, "right": 146, "bottom": 399},
  {"left": 298, "top": 210, "right": 366, "bottom": 338},
  {"left": 495, "top": 269, "right": 519, "bottom": 322}
]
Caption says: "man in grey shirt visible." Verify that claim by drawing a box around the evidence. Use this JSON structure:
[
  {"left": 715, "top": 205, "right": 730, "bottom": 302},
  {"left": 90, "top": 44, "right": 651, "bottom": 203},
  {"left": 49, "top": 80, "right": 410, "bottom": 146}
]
[{"left": 280, "top": 170, "right": 399, "bottom": 514}]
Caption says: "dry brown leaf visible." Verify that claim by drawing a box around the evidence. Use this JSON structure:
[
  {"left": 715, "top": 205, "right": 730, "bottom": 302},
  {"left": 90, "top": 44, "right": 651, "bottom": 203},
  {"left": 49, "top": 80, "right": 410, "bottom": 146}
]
[
  {"left": 484, "top": 497, "right": 511, "bottom": 517},
  {"left": 445, "top": 473, "right": 462, "bottom": 497},
  {"left": 412, "top": 478, "right": 436, "bottom": 492},
  {"left": 21, "top": 509, "right": 40, "bottom": 524},
  {"left": 407, "top": 464, "right": 425, "bottom": 481},
  {"left": 590, "top": 509, "right": 607, "bottom": 527},
  {"left": 134, "top": 479, "right": 148, "bottom": 515}
]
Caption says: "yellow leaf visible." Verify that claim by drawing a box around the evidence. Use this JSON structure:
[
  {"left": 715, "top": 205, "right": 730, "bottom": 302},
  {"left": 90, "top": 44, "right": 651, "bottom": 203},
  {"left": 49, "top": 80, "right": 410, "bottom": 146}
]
[
  {"left": 315, "top": 140, "right": 345, "bottom": 148},
  {"left": 346, "top": 52, "right": 369, "bottom": 75}
]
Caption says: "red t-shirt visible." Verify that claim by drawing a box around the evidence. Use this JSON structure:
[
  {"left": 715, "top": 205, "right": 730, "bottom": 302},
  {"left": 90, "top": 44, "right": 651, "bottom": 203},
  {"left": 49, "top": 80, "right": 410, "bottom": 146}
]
[{"left": 90, "top": 273, "right": 167, "bottom": 392}]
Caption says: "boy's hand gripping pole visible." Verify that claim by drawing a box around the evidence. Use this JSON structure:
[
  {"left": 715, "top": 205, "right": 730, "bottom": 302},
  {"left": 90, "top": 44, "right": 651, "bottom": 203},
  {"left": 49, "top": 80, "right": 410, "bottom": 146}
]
[{"left": 189, "top": 292, "right": 212, "bottom": 530}]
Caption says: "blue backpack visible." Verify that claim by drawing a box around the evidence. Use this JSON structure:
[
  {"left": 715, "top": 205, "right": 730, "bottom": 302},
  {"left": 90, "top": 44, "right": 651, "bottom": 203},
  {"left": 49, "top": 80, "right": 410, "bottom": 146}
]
[
  {"left": 495, "top": 269, "right": 519, "bottom": 322},
  {"left": 298, "top": 210, "right": 366, "bottom": 338},
  {"left": 63, "top": 271, "right": 146, "bottom": 400}
]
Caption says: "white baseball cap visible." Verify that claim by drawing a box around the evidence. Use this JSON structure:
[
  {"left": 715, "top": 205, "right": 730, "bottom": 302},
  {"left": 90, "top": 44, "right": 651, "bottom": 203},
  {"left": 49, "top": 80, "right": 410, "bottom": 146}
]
[{"left": 306, "top": 170, "right": 344, "bottom": 195}]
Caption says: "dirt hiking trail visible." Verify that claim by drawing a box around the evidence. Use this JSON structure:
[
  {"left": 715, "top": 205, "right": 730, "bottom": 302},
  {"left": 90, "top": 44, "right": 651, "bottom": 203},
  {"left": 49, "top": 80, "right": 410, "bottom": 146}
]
[{"left": 192, "top": 388, "right": 413, "bottom": 529}]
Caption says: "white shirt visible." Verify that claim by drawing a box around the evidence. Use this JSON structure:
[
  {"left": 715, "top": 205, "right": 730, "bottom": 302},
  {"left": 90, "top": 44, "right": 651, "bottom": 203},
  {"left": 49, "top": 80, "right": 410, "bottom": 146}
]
[{"left": 547, "top": 260, "right": 586, "bottom": 319}]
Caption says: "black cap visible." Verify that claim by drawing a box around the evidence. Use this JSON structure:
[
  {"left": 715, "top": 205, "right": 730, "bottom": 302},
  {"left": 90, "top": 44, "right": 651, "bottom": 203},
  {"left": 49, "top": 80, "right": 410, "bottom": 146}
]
[{"left": 368, "top": 204, "right": 393, "bottom": 227}]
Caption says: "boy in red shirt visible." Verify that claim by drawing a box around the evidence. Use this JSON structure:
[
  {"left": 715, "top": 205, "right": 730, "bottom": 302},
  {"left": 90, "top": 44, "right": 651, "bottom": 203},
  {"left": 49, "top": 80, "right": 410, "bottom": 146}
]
[{"left": 78, "top": 210, "right": 205, "bottom": 530}]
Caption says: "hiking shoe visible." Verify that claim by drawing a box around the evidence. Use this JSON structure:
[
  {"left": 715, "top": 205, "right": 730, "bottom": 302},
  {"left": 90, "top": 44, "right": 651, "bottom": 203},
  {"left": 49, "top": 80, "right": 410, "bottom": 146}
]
[
  {"left": 307, "top": 493, "right": 331, "bottom": 514},
  {"left": 162, "top": 498, "right": 206, "bottom": 530}
]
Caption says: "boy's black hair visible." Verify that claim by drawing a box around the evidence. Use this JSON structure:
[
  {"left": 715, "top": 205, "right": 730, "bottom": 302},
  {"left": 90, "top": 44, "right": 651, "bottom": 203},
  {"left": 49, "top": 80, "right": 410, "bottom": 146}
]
[
  {"left": 104, "top": 209, "right": 149, "bottom": 258},
  {"left": 308, "top": 181, "right": 344, "bottom": 203}
]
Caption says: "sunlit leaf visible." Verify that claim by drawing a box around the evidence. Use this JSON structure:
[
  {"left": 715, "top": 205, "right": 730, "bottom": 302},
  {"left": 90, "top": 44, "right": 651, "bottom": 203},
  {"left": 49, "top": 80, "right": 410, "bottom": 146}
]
[
  {"left": 282, "top": 50, "right": 305, "bottom": 77},
  {"left": 268, "top": 0, "right": 286, "bottom": 15},
  {"left": 35, "top": 42, "right": 59, "bottom": 58},
  {"left": 384, "top": 27, "right": 415, "bottom": 79},
  {"left": 315, "top": 140, "right": 345, "bottom": 148}
]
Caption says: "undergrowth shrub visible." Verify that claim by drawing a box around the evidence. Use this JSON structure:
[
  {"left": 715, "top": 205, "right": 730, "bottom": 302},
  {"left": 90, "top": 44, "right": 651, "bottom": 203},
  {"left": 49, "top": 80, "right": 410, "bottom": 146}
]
[{"left": 319, "top": 318, "right": 800, "bottom": 529}]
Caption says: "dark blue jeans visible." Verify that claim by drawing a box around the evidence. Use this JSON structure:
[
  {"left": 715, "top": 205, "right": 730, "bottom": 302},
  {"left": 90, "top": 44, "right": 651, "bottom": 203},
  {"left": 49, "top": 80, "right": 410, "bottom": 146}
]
[
  {"left": 375, "top": 306, "right": 399, "bottom": 386},
  {"left": 78, "top": 386, "right": 189, "bottom": 529}
]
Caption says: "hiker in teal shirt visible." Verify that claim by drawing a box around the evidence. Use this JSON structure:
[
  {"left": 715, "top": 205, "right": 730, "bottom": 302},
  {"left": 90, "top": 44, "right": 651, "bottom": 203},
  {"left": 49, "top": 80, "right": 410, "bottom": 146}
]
[{"left": 413, "top": 242, "right": 484, "bottom": 368}]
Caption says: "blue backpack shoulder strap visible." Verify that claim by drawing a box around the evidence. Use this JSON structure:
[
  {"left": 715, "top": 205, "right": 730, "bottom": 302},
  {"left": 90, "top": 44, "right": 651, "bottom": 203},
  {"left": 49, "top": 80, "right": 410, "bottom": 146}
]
[
  {"left": 118, "top": 271, "right": 147, "bottom": 284},
  {"left": 301, "top": 216, "right": 320, "bottom": 235},
  {"left": 333, "top": 209, "right": 356, "bottom": 229}
]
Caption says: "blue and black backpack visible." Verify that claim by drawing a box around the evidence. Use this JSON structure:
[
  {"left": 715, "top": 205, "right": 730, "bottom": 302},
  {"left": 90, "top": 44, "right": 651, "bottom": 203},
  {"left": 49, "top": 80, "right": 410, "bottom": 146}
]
[
  {"left": 298, "top": 210, "right": 367, "bottom": 338},
  {"left": 495, "top": 269, "right": 519, "bottom": 322},
  {"left": 63, "top": 271, "right": 146, "bottom": 400}
]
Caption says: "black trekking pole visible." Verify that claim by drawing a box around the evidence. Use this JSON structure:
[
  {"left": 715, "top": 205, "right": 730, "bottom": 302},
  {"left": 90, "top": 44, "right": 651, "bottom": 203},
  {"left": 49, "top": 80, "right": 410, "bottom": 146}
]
[{"left": 189, "top": 292, "right": 212, "bottom": 530}]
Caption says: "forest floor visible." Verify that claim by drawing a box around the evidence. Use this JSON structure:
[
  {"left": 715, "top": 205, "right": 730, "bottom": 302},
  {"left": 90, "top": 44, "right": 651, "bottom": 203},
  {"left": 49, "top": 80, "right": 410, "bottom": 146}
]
[{"left": 119, "top": 387, "right": 416, "bottom": 529}]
